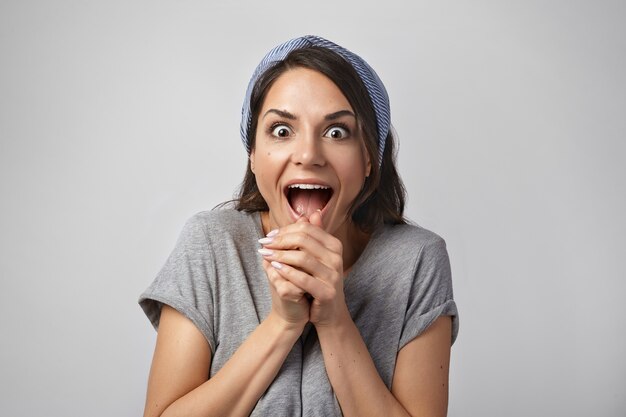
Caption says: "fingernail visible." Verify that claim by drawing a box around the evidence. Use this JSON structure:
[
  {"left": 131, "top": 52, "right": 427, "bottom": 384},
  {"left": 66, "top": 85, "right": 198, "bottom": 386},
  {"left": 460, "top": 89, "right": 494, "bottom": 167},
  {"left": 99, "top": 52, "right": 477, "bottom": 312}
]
[
  {"left": 258, "top": 237, "right": 274, "bottom": 244},
  {"left": 271, "top": 260, "right": 283, "bottom": 270},
  {"left": 266, "top": 229, "right": 279, "bottom": 237},
  {"left": 258, "top": 248, "right": 273, "bottom": 256}
]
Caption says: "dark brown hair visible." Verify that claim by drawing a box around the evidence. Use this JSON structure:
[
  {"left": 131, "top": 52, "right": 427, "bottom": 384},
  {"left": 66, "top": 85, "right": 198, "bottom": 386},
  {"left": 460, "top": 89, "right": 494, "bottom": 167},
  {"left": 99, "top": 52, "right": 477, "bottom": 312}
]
[{"left": 234, "top": 47, "right": 406, "bottom": 232}]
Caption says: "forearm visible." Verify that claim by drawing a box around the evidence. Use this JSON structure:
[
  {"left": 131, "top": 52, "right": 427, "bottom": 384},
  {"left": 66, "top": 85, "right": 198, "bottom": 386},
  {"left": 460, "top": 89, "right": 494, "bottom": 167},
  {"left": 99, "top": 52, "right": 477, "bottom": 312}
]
[
  {"left": 315, "top": 311, "right": 411, "bottom": 417},
  {"left": 162, "top": 312, "right": 303, "bottom": 417}
]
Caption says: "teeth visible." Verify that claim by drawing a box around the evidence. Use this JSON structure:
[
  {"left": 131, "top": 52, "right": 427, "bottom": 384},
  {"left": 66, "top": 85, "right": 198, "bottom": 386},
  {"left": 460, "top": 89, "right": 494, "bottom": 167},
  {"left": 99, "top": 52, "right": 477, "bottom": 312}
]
[{"left": 288, "top": 184, "right": 330, "bottom": 190}]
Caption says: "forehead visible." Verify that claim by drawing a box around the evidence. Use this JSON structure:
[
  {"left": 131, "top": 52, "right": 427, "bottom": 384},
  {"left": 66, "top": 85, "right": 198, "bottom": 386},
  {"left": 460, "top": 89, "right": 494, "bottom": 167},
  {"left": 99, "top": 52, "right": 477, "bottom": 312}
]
[{"left": 261, "top": 67, "right": 353, "bottom": 114}]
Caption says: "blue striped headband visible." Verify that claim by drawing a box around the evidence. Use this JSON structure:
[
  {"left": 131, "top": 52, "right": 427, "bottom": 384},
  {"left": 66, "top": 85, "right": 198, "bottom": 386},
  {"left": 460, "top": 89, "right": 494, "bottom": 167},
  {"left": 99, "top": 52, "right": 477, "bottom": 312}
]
[{"left": 240, "top": 35, "right": 391, "bottom": 164}]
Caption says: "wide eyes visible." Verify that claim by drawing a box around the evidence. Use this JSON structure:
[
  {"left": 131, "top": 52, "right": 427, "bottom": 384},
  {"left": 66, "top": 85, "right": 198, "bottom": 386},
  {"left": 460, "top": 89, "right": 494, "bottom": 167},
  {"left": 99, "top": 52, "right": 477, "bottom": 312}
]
[
  {"left": 268, "top": 124, "right": 350, "bottom": 140},
  {"left": 270, "top": 124, "right": 293, "bottom": 138},
  {"left": 323, "top": 126, "right": 349, "bottom": 140}
]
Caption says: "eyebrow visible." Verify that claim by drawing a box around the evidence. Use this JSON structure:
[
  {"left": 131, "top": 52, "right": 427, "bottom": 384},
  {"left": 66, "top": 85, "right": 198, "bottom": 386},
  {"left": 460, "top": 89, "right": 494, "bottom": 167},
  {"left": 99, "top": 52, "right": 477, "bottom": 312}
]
[
  {"left": 263, "top": 109, "right": 297, "bottom": 120},
  {"left": 262, "top": 109, "right": 356, "bottom": 121},
  {"left": 325, "top": 110, "right": 356, "bottom": 120}
]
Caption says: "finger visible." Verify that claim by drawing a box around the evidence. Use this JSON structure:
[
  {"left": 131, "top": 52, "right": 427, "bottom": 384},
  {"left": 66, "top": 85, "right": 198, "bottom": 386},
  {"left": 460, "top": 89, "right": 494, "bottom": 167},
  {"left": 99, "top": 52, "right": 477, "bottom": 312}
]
[
  {"left": 271, "top": 260, "right": 332, "bottom": 301},
  {"left": 261, "top": 222, "right": 342, "bottom": 256},
  {"left": 309, "top": 209, "right": 323, "bottom": 228},
  {"left": 260, "top": 233, "right": 343, "bottom": 275},
  {"left": 263, "top": 260, "right": 307, "bottom": 302},
  {"left": 263, "top": 248, "right": 336, "bottom": 282}
]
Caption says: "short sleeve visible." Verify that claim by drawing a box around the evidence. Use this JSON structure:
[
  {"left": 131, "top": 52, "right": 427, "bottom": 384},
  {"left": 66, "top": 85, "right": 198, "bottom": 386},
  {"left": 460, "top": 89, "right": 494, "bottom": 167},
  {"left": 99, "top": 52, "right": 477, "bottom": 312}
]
[
  {"left": 398, "top": 236, "right": 459, "bottom": 349},
  {"left": 138, "top": 214, "right": 216, "bottom": 352}
]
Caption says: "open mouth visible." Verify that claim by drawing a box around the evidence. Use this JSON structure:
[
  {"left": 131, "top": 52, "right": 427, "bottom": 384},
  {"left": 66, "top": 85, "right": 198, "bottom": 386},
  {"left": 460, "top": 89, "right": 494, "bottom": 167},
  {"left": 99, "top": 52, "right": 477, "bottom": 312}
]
[{"left": 285, "top": 183, "right": 333, "bottom": 218}]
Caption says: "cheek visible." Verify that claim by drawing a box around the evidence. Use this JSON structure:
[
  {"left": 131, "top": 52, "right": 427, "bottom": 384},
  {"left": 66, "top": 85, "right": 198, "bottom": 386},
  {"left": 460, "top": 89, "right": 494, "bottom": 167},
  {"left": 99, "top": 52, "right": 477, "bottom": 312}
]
[
  {"left": 253, "top": 172, "right": 273, "bottom": 205},
  {"left": 252, "top": 150, "right": 282, "bottom": 196},
  {"left": 337, "top": 150, "right": 368, "bottom": 194}
]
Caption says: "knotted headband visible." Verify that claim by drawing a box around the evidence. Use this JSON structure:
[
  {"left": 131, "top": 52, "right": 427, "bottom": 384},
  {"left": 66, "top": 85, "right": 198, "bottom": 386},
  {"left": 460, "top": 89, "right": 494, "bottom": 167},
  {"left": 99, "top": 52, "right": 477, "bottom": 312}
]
[{"left": 240, "top": 35, "right": 391, "bottom": 164}]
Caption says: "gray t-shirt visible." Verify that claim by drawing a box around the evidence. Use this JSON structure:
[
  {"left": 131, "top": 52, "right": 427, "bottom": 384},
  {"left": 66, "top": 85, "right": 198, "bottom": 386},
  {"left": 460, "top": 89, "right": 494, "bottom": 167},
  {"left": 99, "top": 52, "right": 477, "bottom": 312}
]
[{"left": 139, "top": 209, "right": 459, "bottom": 416}]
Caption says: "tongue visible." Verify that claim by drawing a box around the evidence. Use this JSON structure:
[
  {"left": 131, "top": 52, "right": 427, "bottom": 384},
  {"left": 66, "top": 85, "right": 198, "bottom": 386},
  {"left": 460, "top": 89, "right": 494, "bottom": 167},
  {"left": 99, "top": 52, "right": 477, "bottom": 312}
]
[{"left": 290, "top": 189, "right": 328, "bottom": 217}]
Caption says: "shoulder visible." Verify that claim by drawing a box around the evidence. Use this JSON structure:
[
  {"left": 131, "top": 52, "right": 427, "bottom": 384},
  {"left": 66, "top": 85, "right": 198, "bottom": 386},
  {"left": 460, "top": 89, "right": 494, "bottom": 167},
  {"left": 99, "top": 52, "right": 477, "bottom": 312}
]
[
  {"left": 376, "top": 222, "right": 450, "bottom": 278},
  {"left": 181, "top": 209, "right": 262, "bottom": 255},
  {"left": 378, "top": 222, "right": 448, "bottom": 256},
  {"left": 359, "top": 222, "right": 449, "bottom": 281},
  {"left": 184, "top": 209, "right": 259, "bottom": 238}
]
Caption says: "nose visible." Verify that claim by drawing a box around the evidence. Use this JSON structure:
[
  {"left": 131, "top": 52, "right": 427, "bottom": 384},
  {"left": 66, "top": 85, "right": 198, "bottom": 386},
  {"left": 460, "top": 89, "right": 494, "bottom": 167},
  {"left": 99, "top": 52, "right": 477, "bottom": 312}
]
[{"left": 291, "top": 130, "right": 326, "bottom": 167}]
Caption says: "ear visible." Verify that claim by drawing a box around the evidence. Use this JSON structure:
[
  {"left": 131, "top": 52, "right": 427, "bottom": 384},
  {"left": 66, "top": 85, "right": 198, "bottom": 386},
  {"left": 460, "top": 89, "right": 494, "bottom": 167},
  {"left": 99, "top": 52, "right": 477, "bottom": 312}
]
[
  {"left": 249, "top": 152, "right": 255, "bottom": 174},
  {"left": 363, "top": 144, "right": 371, "bottom": 178}
]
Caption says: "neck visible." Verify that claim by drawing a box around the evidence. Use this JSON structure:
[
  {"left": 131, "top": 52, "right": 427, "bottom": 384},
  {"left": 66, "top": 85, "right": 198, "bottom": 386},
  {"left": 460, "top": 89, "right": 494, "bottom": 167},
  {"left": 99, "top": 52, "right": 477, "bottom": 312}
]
[{"left": 337, "top": 220, "right": 370, "bottom": 275}]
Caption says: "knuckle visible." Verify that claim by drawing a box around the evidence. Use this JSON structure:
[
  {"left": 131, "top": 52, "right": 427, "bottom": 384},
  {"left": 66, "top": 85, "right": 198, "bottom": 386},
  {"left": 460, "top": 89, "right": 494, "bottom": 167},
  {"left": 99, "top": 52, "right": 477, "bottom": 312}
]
[
  {"left": 300, "top": 253, "right": 314, "bottom": 269},
  {"left": 330, "top": 238, "right": 343, "bottom": 253},
  {"left": 307, "top": 258, "right": 318, "bottom": 272},
  {"left": 318, "top": 288, "right": 336, "bottom": 303},
  {"left": 295, "top": 231, "right": 309, "bottom": 245},
  {"left": 330, "top": 254, "right": 342, "bottom": 271},
  {"left": 288, "top": 251, "right": 306, "bottom": 267},
  {"left": 276, "top": 283, "right": 290, "bottom": 298}
]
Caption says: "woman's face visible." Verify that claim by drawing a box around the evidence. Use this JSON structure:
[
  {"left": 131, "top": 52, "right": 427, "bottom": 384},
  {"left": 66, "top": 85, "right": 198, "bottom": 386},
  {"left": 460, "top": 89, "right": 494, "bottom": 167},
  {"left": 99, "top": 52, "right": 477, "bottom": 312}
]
[{"left": 250, "top": 67, "right": 371, "bottom": 236}]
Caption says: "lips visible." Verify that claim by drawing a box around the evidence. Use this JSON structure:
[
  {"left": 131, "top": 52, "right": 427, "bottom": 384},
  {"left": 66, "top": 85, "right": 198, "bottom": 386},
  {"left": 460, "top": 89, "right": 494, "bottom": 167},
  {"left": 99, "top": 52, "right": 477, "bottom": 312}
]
[{"left": 285, "top": 182, "right": 333, "bottom": 218}]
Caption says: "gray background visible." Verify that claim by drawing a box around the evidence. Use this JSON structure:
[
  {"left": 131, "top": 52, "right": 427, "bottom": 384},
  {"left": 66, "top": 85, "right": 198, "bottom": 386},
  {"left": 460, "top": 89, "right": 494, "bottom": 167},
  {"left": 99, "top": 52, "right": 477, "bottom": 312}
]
[{"left": 1, "top": 0, "right": 624, "bottom": 416}]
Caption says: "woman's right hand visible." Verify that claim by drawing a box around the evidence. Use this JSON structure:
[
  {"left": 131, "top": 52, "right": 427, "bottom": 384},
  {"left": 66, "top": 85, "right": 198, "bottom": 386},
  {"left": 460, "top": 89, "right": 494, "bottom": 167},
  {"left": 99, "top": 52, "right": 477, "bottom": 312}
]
[{"left": 261, "top": 222, "right": 310, "bottom": 328}]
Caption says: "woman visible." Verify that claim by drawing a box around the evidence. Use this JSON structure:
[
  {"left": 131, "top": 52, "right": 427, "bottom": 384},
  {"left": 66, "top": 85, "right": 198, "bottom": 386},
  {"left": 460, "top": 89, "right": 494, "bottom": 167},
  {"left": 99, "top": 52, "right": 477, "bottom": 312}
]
[{"left": 139, "top": 35, "right": 459, "bottom": 417}]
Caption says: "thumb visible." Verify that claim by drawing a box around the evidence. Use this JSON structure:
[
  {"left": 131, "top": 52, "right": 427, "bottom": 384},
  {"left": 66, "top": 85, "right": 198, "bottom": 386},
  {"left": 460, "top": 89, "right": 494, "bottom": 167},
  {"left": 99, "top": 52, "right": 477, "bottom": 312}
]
[{"left": 309, "top": 209, "right": 324, "bottom": 228}]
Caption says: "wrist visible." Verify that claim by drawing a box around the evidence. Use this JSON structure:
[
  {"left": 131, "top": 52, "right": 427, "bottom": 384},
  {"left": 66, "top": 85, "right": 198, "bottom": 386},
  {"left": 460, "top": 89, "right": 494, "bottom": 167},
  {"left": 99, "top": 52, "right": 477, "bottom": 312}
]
[
  {"left": 313, "top": 306, "right": 353, "bottom": 335},
  {"left": 265, "top": 311, "right": 307, "bottom": 335}
]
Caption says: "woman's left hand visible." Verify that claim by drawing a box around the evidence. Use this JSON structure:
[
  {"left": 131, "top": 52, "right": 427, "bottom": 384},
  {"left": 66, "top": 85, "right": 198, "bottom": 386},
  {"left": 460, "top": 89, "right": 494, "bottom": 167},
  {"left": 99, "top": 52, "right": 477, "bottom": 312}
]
[{"left": 258, "top": 211, "right": 350, "bottom": 327}]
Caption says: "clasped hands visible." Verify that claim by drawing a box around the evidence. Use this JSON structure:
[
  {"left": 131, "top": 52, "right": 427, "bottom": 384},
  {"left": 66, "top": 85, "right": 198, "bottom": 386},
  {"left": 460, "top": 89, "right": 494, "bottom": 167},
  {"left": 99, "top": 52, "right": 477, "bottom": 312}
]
[{"left": 259, "top": 211, "right": 348, "bottom": 329}]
